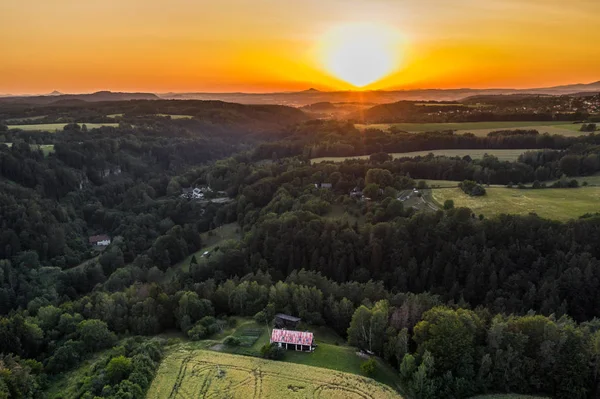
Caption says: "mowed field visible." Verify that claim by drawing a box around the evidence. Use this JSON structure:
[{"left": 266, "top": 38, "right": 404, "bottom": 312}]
[
  {"left": 311, "top": 149, "right": 528, "bottom": 164},
  {"left": 146, "top": 349, "right": 402, "bottom": 399},
  {"left": 431, "top": 186, "right": 600, "bottom": 221},
  {"left": 356, "top": 121, "right": 589, "bottom": 137},
  {"left": 7, "top": 122, "right": 119, "bottom": 131}
]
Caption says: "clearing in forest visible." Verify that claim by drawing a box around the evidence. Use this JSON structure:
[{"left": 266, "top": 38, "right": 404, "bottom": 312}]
[
  {"left": 7, "top": 123, "right": 119, "bottom": 131},
  {"left": 355, "top": 121, "right": 587, "bottom": 137},
  {"left": 146, "top": 349, "right": 402, "bottom": 399},
  {"left": 311, "top": 149, "right": 527, "bottom": 164},
  {"left": 430, "top": 186, "right": 600, "bottom": 221}
]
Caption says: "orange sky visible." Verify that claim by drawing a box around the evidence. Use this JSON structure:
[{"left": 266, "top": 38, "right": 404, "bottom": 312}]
[{"left": 1, "top": 0, "right": 599, "bottom": 94}]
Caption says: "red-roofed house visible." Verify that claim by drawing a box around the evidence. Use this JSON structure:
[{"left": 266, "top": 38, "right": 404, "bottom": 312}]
[
  {"left": 270, "top": 328, "right": 315, "bottom": 352},
  {"left": 89, "top": 234, "right": 111, "bottom": 246}
]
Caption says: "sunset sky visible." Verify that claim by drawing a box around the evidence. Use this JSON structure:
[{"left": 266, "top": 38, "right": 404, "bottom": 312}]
[{"left": 1, "top": 0, "right": 599, "bottom": 94}]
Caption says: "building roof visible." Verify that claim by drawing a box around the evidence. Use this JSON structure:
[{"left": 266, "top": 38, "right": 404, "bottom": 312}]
[
  {"left": 89, "top": 234, "right": 110, "bottom": 243},
  {"left": 271, "top": 329, "right": 313, "bottom": 345},
  {"left": 275, "top": 313, "right": 301, "bottom": 322}
]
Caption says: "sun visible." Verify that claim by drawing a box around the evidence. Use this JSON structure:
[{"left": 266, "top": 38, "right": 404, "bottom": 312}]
[{"left": 318, "top": 23, "right": 403, "bottom": 88}]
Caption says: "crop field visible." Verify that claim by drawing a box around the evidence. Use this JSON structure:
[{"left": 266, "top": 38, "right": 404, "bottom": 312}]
[
  {"left": 147, "top": 349, "right": 401, "bottom": 399},
  {"left": 355, "top": 121, "right": 587, "bottom": 137},
  {"left": 7, "top": 122, "right": 119, "bottom": 132},
  {"left": 311, "top": 149, "right": 528, "bottom": 164},
  {"left": 431, "top": 186, "right": 600, "bottom": 221}
]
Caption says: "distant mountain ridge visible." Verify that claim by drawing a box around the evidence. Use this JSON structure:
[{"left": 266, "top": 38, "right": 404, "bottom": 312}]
[
  {"left": 1, "top": 81, "right": 599, "bottom": 106},
  {"left": 158, "top": 80, "right": 600, "bottom": 106},
  {"left": 0, "top": 91, "right": 159, "bottom": 104}
]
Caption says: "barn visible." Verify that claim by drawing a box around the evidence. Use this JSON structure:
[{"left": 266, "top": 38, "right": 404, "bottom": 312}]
[
  {"left": 274, "top": 313, "right": 301, "bottom": 329},
  {"left": 270, "top": 329, "right": 315, "bottom": 352}
]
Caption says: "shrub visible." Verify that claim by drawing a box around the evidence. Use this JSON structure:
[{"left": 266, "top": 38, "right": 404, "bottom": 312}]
[
  {"left": 459, "top": 180, "right": 486, "bottom": 196},
  {"left": 443, "top": 199, "right": 454, "bottom": 210},
  {"left": 360, "top": 358, "right": 377, "bottom": 377},
  {"left": 254, "top": 311, "right": 268, "bottom": 324},
  {"left": 105, "top": 356, "right": 132, "bottom": 384},
  {"left": 260, "top": 343, "right": 285, "bottom": 360},
  {"left": 187, "top": 324, "right": 208, "bottom": 341}
]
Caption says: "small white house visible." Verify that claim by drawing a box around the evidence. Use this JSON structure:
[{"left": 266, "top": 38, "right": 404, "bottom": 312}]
[
  {"left": 89, "top": 235, "right": 111, "bottom": 246},
  {"left": 181, "top": 187, "right": 205, "bottom": 199}
]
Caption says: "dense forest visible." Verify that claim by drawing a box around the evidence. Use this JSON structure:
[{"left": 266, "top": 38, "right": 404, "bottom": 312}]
[
  {"left": 1, "top": 100, "right": 600, "bottom": 399},
  {"left": 355, "top": 94, "right": 600, "bottom": 123},
  {"left": 250, "top": 119, "right": 600, "bottom": 159}
]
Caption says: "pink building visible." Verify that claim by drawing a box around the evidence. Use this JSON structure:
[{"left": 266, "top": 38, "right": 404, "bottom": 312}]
[{"left": 270, "top": 329, "right": 315, "bottom": 352}]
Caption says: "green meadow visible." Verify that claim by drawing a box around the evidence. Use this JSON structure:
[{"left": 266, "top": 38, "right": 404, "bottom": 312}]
[
  {"left": 311, "top": 149, "right": 528, "bottom": 164},
  {"left": 7, "top": 123, "right": 119, "bottom": 132},
  {"left": 431, "top": 186, "right": 600, "bottom": 221},
  {"left": 356, "top": 121, "right": 587, "bottom": 137}
]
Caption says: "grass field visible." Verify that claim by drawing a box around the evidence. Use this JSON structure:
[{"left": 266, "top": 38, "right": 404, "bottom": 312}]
[
  {"left": 147, "top": 349, "right": 402, "bottom": 399},
  {"left": 7, "top": 122, "right": 119, "bottom": 132},
  {"left": 311, "top": 149, "right": 528, "bottom": 164},
  {"left": 431, "top": 186, "right": 600, "bottom": 221},
  {"left": 164, "top": 222, "right": 242, "bottom": 282},
  {"left": 177, "top": 222, "right": 241, "bottom": 273},
  {"left": 355, "top": 121, "right": 589, "bottom": 137},
  {"left": 34, "top": 144, "right": 55, "bottom": 155},
  {"left": 46, "top": 349, "right": 110, "bottom": 399},
  {"left": 470, "top": 395, "right": 549, "bottom": 399},
  {"left": 156, "top": 113, "right": 194, "bottom": 119}
]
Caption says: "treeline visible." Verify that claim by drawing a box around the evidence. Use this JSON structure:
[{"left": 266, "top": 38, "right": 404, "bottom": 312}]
[
  {"left": 356, "top": 97, "right": 591, "bottom": 124},
  {"left": 3, "top": 265, "right": 600, "bottom": 398},
  {"left": 0, "top": 99, "right": 308, "bottom": 134},
  {"left": 349, "top": 303, "right": 600, "bottom": 399},
  {"left": 251, "top": 120, "right": 600, "bottom": 160}
]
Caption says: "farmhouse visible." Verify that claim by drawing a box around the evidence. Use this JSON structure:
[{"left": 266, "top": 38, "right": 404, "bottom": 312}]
[
  {"left": 270, "top": 329, "right": 315, "bottom": 352},
  {"left": 349, "top": 187, "right": 363, "bottom": 198},
  {"left": 314, "top": 183, "right": 333, "bottom": 189},
  {"left": 89, "top": 234, "right": 111, "bottom": 246},
  {"left": 181, "top": 187, "right": 205, "bottom": 199}
]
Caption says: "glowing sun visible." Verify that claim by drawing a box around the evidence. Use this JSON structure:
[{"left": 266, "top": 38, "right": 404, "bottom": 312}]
[{"left": 318, "top": 23, "right": 403, "bottom": 88}]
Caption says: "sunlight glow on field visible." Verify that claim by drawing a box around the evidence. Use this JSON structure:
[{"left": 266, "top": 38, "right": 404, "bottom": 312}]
[{"left": 318, "top": 23, "right": 403, "bottom": 87}]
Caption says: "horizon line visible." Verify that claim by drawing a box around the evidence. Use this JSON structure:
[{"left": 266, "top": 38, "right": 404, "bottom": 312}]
[{"left": 2, "top": 79, "right": 599, "bottom": 97}]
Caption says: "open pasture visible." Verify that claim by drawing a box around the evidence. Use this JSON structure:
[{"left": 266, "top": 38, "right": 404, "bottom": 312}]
[
  {"left": 311, "top": 149, "right": 528, "bottom": 164},
  {"left": 147, "top": 349, "right": 401, "bottom": 399},
  {"left": 431, "top": 186, "right": 600, "bottom": 221},
  {"left": 156, "top": 113, "right": 195, "bottom": 119},
  {"left": 7, "top": 122, "right": 119, "bottom": 132},
  {"left": 356, "top": 121, "right": 586, "bottom": 137}
]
